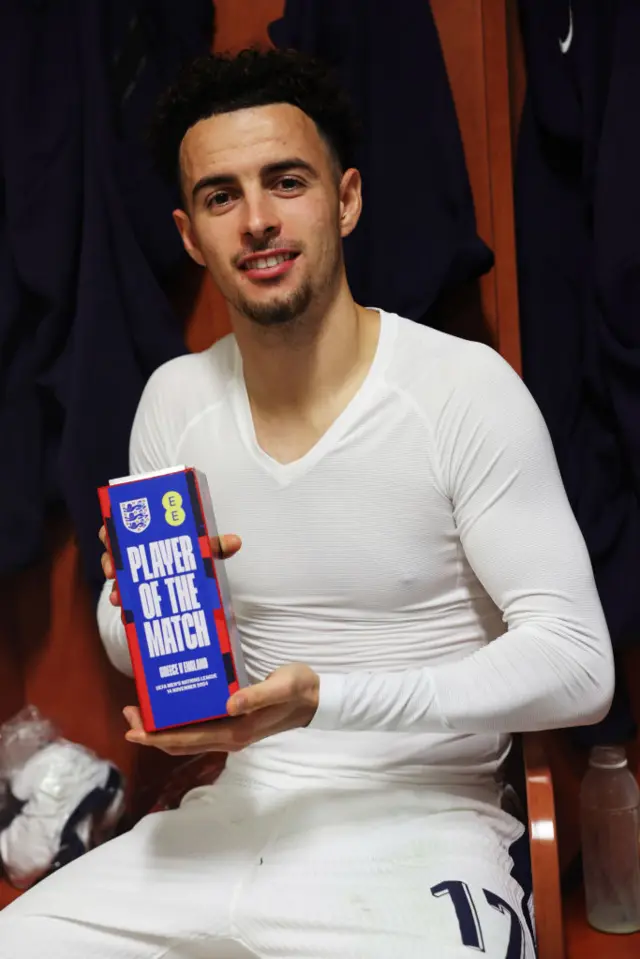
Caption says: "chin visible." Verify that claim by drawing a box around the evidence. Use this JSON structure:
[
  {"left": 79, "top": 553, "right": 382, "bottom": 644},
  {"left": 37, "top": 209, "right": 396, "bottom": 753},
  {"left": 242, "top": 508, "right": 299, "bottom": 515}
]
[
  {"left": 245, "top": 306, "right": 302, "bottom": 328},
  {"left": 238, "top": 284, "right": 314, "bottom": 328}
]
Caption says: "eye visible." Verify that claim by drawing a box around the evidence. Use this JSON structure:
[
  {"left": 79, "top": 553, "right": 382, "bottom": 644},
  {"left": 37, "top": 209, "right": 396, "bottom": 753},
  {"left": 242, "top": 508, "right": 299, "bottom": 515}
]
[
  {"left": 205, "top": 190, "right": 234, "bottom": 210},
  {"left": 275, "top": 176, "right": 304, "bottom": 193}
]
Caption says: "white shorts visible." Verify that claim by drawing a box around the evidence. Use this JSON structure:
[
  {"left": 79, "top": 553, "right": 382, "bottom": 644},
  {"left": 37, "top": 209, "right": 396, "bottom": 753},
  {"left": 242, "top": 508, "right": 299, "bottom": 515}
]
[{"left": 0, "top": 767, "right": 536, "bottom": 958}]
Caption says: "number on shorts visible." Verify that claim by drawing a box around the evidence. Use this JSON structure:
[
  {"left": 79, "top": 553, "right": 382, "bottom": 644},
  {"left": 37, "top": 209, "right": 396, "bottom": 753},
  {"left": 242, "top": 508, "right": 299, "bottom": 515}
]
[
  {"left": 484, "top": 889, "right": 525, "bottom": 959},
  {"left": 431, "top": 881, "right": 485, "bottom": 950},
  {"left": 430, "top": 880, "right": 528, "bottom": 958}
]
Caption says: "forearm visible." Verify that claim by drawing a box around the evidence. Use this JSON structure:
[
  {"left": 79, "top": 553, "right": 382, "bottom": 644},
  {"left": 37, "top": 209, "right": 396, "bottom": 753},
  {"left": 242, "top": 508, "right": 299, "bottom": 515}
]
[
  {"left": 311, "top": 614, "right": 614, "bottom": 735},
  {"left": 96, "top": 581, "right": 133, "bottom": 677}
]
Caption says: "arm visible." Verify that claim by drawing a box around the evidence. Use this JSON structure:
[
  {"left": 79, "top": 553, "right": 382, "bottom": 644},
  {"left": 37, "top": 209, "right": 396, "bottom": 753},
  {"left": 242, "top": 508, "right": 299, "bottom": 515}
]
[
  {"left": 97, "top": 580, "right": 133, "bottom": 676},
  {"left": 96, "top": 371, "right": 171, "bottom": 676},
  {"left": 310, "top": 347, "right": 615, "bottom": 735}
]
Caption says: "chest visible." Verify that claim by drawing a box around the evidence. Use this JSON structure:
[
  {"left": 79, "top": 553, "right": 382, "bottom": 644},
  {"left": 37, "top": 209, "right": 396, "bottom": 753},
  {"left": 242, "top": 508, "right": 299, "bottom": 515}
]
[{"left": 176, "top": 398, "right": 462, "bottom": 614}]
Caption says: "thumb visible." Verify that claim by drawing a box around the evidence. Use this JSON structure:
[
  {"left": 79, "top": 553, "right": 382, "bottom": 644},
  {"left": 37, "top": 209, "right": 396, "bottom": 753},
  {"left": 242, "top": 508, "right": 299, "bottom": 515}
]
[
  {"left": 211, "top": 534, "right": 242, "bottom": 560},
  {"left": 227, "top": 666, "right": 300, "bottom": 716}
]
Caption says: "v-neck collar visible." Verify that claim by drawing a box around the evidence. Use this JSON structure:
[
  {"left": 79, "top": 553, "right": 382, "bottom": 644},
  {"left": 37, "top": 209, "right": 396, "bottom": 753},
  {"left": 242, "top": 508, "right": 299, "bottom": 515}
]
[{"left": 230, "top": 310, "right": 396, "bottom": 486}]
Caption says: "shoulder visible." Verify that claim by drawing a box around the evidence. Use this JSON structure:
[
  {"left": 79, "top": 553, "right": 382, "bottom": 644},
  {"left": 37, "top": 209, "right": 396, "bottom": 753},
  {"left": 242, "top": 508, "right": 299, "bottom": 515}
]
[
  {"left": 138, "top": 334, "right": 236, "bottom": 419},
  {"left": 143, "top": 334, "right": 236, "bottom": 401},
  {"left": 382, "top": 313, "right": 555, "bottom": 498},
  {"left": 385, "top": 312, "right": 524, "bottom": 413},
  {"left": 131, "top": 335, "right": 237, "bottom": 462}
]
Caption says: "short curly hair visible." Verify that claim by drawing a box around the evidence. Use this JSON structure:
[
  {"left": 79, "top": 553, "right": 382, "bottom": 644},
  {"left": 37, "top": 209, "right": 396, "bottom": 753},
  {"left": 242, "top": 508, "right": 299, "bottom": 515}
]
[{"left": 149, "top": 48, "right": 360, "bottom": 193}]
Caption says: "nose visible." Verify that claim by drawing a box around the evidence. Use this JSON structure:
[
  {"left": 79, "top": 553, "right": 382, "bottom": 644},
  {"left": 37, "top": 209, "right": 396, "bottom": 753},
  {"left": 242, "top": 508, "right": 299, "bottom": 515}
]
[{"left": 240, "top": 189, "right": 281, "bottom": 247}]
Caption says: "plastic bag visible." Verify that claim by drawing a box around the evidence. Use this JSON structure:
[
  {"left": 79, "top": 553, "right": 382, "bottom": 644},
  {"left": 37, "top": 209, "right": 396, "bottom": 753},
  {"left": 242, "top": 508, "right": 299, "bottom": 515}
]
[
  {"left": 0, "top": 705, "right": 58, "bottom": 778},
  {"left": 0, "top": 706, "right": 125, "bottom": 889}
]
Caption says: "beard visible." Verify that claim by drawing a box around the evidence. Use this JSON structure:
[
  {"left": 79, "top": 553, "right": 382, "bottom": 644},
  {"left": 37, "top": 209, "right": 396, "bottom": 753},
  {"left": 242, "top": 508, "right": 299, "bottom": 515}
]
[
  {"left": 234, "top": 278, "right": 314, "bottom": 328},
  {"left": 230, "top": 231, "right": 342, "bottom": 329}
]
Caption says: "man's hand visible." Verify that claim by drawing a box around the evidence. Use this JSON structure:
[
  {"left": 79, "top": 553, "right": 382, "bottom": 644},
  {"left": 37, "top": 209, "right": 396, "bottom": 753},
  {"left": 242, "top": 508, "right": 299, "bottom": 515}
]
[
  {"left": 98, "top": 526, "right": 242, "bottom": 607},
  {"left": 123, "top": 663, "right": 320, "bottom": 756}
]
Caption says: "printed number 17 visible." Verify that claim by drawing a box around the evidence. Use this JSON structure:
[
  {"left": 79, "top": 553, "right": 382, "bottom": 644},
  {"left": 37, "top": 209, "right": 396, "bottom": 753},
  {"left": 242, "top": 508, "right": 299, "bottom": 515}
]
[{"left": 431, "top": 880, "right": 531, "bottom": 958}]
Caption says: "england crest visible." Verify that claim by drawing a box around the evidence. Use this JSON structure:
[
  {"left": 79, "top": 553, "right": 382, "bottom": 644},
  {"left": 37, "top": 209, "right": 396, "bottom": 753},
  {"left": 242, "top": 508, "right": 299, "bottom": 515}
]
[{"left": 120, "top": 498, "right": 151, "bottom": 534}]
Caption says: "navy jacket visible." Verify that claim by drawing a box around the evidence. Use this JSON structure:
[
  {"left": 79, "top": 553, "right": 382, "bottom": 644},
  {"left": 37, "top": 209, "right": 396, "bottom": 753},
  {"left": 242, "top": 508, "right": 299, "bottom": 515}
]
[
  {"left": 269, "top": 0, "right": 494, "bottom": 323},
  {"left": 0, "top": 0, "right": 213, "bottom": 591},
  {"left": 516, "top": 0, "right": 640, "bottom": 649},
  {"left": 516, "top": 1, "right": 638, "bottom": 738}
]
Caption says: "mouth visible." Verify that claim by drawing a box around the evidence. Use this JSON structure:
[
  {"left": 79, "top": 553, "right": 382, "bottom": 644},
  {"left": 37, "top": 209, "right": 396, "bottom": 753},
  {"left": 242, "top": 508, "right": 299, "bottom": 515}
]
[{"left": 237, "top": 250, "right": 300, "bottom": 281}]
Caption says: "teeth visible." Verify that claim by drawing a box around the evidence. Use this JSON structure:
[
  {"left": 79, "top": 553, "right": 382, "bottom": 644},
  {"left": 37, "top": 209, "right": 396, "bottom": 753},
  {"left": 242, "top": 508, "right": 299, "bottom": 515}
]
[{"left": 245, "top": 253, "right": 294, "bottom": 270}]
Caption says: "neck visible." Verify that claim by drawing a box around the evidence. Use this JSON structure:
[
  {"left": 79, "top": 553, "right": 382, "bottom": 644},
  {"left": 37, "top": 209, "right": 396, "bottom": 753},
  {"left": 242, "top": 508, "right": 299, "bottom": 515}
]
[{"left": 229, "top": 278, "right": 379, "bottom": 415}]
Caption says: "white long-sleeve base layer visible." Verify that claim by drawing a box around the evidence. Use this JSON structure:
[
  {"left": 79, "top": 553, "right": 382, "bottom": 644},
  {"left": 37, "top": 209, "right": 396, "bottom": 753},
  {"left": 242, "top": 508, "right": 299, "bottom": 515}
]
[{"left": 98, "top": 309, "right": 614, "bottom": 788}]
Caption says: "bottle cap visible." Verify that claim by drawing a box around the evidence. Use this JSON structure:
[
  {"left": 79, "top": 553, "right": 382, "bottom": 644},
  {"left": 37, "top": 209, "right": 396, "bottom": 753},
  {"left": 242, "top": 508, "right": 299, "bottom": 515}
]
[{"left": 589, "top": 745, "right": 628, "bottom": 770}]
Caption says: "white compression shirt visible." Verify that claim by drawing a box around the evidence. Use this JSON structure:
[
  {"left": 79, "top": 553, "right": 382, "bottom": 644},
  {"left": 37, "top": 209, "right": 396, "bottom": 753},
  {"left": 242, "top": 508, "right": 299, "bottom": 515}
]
[{"left": 97, "top": 310, "right": 614, "bottom": 788}]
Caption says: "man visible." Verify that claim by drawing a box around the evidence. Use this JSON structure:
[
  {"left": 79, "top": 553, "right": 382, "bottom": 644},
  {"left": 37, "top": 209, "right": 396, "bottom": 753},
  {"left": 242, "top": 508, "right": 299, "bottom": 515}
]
[{"left": 0, "top": 48, "right": 613, "bottom": 959}]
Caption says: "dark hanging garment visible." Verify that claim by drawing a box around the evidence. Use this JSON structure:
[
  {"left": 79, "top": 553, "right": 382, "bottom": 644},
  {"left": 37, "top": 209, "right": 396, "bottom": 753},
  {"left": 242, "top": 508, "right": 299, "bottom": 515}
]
[
  {"left": 594, "top": 4, "right": 640, "bottom": 520},
  {"left": 268, "top": 0, "right": 494, "bottom": 324},
  {"left": 0, "top": 1, "right": 214, "bottom": 593},
  {"left": 515, "top": 0, "right": 638, "bottom": 741}
]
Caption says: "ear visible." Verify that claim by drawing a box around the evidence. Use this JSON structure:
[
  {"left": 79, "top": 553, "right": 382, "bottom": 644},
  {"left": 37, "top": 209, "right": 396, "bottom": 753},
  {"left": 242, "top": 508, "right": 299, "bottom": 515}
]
[
  {"left": 173, "top": 209, "right": 206, "bottom": 267},
  {"left": 338, "top": 168, "right": 363, "bottom": 239}
]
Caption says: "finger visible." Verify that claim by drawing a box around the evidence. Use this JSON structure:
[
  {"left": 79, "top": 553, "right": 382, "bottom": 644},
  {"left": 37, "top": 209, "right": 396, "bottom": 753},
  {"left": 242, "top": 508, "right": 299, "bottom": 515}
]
[
  {"left": 101, "top": 551, "right": 114, "bottom": 580},
  {"left": 210, "top": 534, "right": 242, "bottom": 560},
  {"left": 124, "top": 707, "right": 292, "bottom": 754},
  {"left": 125, "top": 716, "right": 242, "bottom": 752},
  {"left": 98, "top": 526, "right": 106, "bottom": 546},
  {"left": 144, "top": 743, "right": 223, "bottom": 757},
  {"left": 109, "top": 581, "right": 120, "bottom": 606},
  {"left": 123, "top": 706, "right": 144, "bottom": 731}
]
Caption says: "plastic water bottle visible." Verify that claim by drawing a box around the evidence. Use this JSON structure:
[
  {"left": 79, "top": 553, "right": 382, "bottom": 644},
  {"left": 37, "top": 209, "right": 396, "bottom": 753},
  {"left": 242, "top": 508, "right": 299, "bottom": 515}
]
[{"left": 580, "top": 745, "right": 640, "bottom": 933}]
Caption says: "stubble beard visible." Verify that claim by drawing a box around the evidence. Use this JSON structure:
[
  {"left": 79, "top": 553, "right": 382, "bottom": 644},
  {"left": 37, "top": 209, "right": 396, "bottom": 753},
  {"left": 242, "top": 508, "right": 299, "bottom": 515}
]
[
  {"left": 233, "top": 240, "right": 342, "bottom": 332},
  {"left": 235, "top": 279, "right": 315, "bottom": 328}
]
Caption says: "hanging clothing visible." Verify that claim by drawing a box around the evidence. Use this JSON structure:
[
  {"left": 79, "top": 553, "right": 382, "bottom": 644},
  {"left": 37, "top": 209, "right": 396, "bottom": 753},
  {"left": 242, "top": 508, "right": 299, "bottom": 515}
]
[
  {"left": 0, "top": 0, "right": 214, "bottom": 591},
  {"left": 268, "top": 0, "right": 494, "bottom": 324},
  {"left": 516, "top": 0, "right": 640, "bottom": 651},
  {"left": 515, "top": 0, "right": 638, "bottom": 740}
]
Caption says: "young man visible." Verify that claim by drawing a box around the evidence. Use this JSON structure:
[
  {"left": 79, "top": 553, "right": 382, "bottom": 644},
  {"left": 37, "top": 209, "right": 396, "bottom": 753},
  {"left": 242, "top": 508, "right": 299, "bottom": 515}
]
[{"left": 0, "top": 49, "right": 613, "bottom": 959}]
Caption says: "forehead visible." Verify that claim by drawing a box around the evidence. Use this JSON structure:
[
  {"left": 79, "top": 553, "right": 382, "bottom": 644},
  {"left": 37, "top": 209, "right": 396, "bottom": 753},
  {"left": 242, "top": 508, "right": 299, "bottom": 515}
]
[{"left": 180, "top": 103, "right": 331, "bottom": 185}]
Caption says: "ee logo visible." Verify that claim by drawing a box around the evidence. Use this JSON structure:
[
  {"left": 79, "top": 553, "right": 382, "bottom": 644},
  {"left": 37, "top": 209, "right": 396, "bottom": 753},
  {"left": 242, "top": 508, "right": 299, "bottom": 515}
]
[{"left": 162, "top": 491, "right": 186, "bottom": 527}]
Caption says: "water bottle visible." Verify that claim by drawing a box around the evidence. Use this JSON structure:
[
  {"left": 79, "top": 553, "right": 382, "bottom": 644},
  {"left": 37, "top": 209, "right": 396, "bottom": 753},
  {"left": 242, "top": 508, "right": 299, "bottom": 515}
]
[{"left": 580, "top": 745, "right": 640, "bottom": 934}]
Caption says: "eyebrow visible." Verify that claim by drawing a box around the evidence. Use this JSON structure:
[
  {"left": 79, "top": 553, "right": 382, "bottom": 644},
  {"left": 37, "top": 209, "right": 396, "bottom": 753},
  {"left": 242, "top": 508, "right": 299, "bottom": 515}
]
[{"left": 191, "top": 158, "right": 319, "bottom": 200}]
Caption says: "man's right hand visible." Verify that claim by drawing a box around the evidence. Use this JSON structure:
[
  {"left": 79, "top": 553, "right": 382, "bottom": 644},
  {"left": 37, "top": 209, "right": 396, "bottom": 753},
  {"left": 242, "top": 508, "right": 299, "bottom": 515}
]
[{"left": 98, "top": 526, "right": 243, "bottom": 608}]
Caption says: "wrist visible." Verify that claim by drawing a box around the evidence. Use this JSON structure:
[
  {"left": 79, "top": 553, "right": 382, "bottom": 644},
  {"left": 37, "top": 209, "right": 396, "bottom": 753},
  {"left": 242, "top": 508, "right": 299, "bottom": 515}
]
[
  {"left": 302, "top": 670, "right": 320, "bottom": 725},
  {"left": 306, "top": 672, "right": 347, "bottom": 731}
]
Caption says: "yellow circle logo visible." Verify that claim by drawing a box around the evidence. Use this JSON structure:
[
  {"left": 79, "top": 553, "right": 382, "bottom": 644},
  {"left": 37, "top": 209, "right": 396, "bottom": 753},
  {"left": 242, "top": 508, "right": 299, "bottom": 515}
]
[{"left": 162, "top": 491, "right": 186, "bottom": 527}]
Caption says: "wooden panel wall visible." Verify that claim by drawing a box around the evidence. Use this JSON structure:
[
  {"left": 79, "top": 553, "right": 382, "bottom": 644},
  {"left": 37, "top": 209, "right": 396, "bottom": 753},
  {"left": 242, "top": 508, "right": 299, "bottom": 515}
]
[{"left": 431, "top": 0, "right": 521, "bottom": 371}]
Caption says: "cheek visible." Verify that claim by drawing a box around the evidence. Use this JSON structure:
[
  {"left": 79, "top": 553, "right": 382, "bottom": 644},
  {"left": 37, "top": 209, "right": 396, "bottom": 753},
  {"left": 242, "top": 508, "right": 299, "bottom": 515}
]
[
  {"left": 306, "top": 198, "right": 336, "bottom": 232},
  {"left": 287, "top": 200, "right": 338, "bottom": 254},
  {"left": 194, "top": 223, "right": 234, "bottom": 272}
]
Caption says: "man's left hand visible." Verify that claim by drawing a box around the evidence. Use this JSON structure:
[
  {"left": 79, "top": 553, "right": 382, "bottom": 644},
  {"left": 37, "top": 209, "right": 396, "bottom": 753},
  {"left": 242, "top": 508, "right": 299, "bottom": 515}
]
[{"left": 123, "top": 664, "right": 320, "bottom": 756}]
